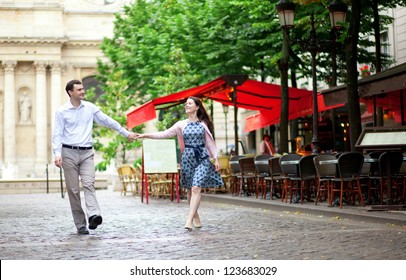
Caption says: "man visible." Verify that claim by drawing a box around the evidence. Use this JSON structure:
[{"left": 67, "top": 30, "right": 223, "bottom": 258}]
[
  {"left": 260, "top": 134, "right": 275, "bottom": 156},
  {"left": 52, "top": 80, "right": 136, "bottom": 234}
]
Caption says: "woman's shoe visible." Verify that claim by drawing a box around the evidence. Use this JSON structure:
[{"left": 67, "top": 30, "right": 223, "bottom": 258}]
[
  {"left": 184, "top": 221, "right": 193, "bottom": 231},
  {"left": 193, "top": 217, "right": 202, "bottom": 228},
  {"left": 193, "top": 212, "right": 202, "bottom": 228}
]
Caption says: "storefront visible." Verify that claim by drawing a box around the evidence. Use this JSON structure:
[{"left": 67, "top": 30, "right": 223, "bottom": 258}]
[{"left": 321, "top": 62, "right": 406, "bottom": 127}]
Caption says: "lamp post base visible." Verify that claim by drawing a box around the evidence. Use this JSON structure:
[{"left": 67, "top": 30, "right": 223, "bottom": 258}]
[{"left": 311, "top": 139, "right": 320, "bottom": 154}]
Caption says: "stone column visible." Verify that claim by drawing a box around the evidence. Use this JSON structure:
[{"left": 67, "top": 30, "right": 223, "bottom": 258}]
[
  {"left": 50, "top": 62, "right": 62, "bottom": 134},
  {"left": 34, "top": 61, "right": 48, "bottom": 174},
  {"left": 2, "top": 61, "right": 17, "bottom": 164}
]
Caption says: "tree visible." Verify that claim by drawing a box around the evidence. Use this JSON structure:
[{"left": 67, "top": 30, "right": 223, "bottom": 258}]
[
  {"left": 90, "top": 69, "right": 143, "bottom": 170},
  {"left": 154, "top": 47, "right": 200, "bottom": 131},
  {"left": 94, "top": 0, "right": 406, "bottom": 161},
  {"left": 96, "top": 0, "right": 284, "bottom": 157},
  {"left": 272, "top": 0, "right": 406, "bottom": 151},
  {"left": 341, "top": 0, "right": 406, "bottom": 149}
]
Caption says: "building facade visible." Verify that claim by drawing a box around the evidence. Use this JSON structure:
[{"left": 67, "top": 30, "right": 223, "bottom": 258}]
[{"left": 0, "top": 0, "right": 130, "bottom": 178}]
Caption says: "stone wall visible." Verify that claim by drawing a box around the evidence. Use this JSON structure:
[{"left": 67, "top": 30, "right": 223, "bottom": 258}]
[{"left": 0, "top": 177, "right": 108, "bottom": 195}]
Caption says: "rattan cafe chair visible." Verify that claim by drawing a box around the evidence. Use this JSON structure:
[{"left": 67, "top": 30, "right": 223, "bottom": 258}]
[
  {"left": 289, "top": 154, "right": 317, "bottom": 204},
  {"left": 254, "top": 154, "right": 272, "bottom": 199},
  {"left": 313, "top": 154, "right": 337, "bottom": 205},
  {"left": 331, "top": 152, "right": 365, "bottom": 209},
  {"left": 237, "top": 157, "right": 258, "bottom": 197},
  {"left": 279, "top": 153, "right": 302, "bottom": 203},
  {"left": 264, "top": 156, "right": 284, "bottom": 200},
  {"left": 229, "top": 155, "right": 246, "bottom": 196},
  {"left": 117, "top": 164, "right": 138, "bottom": 196}
]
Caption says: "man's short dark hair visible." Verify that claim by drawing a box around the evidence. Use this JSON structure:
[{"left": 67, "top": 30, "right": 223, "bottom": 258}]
[{"left": 65, "top": 80, "right": 82, "bottom": 95}]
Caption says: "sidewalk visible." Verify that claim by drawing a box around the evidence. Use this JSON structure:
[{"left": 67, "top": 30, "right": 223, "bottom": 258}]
[{"left": 201, "top": 192, "right": 406, "bottom": 227}]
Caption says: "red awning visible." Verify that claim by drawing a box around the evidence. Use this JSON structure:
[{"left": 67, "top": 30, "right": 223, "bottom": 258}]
[
  {"left": 126, "top": 77, "right": 225, "bottom": 128},
  {"left": 244, "top": 94, "right": 345, "bottom": 132},
  {"left": 126, "top": 76, "right": 315, "bottom": 129}
]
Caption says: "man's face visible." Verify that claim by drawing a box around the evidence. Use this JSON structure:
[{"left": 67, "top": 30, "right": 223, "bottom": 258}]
[{"left": 69, "top": 84, "right": 85, "bottom": 101}]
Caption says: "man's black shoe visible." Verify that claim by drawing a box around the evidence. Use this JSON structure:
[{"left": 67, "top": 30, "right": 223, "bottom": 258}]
[
  {"left": 77, "top": 226, "right": 89, "bottom": 235},
  {"left": 88, "top": 215, "right": 103, "bottom": 230}
]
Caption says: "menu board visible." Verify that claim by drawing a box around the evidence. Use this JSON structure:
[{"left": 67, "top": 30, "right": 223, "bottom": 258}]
[
  {"left": 355, "top": 126, "right": 406, "bottom": 151},
  {"left": 142, "top": 139, "right": 178, "bottom": 173},
  {"left": 360, "top": 131, "right": 406, "bottom": 145}
]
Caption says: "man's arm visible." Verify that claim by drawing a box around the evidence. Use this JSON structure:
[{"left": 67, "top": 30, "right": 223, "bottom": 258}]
[{"left": 93, "top": 108, "right": 131, "bottom": 137}]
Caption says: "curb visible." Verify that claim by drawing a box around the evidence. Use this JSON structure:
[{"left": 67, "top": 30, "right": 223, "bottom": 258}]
[{"left": 202, "top": 193, "right": 406, "bottom": 227}]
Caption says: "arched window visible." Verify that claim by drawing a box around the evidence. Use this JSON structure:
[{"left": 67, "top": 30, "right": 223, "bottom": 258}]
[{"left": 82, "top": 76, "right": 104, "bottom": 100}]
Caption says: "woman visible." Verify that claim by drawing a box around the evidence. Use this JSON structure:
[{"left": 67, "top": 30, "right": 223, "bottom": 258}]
[
  {"left": 134, "top": 96, "right": 223, "bottom": 230},
  {"left": 260, "top": 134, "right": 275, "bottom": 156}
]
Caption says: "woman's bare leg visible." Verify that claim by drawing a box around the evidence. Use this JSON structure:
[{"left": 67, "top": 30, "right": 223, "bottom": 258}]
[
  {"left": 187, "top": 189, "right": 202, "bottom": 228},
  {"left": 185, "top": 186, "right": 201, "bottom": 230}
]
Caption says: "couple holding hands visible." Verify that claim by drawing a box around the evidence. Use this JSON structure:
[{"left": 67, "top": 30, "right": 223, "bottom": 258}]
[{"left": 52, "top": 80, "right": 223, "bottom": 234}]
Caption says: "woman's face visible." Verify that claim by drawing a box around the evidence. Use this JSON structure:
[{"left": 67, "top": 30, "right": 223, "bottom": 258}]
[{"left": 185, "top": 98, "right": 199, "bottom": 115}]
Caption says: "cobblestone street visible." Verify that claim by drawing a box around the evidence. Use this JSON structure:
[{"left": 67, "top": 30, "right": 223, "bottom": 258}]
[{"left": 1, "top": 189, "right": 406, "bottom": 260}]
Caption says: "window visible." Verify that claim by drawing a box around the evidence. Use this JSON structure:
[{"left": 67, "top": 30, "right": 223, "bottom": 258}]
[
  {"left": 82, "top": 76, "right": 104, "bottom": 100},
  {"left": 380, "top": 30, "right": 391, "bottom": 70}
]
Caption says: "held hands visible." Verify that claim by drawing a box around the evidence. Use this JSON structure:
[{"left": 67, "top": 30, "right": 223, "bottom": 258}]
[
  {"left": 134, "top": 133, "right": 143, "bottom": 139},
  {"left": 127, "top": 133, "right": 136, "bottom": 142},
  {"left": 127, "top": 132, "right": 143, "bottom": 142}
]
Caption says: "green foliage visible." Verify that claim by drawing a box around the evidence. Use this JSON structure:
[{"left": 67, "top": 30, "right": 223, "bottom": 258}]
[
  {"left": 133, "top": 157, "right": 143, "bottom": 169},
  {"left": 98, "top": 0, "right": 285, "bottom": 100},
  {"left": 93, "top": 0, "right": 406, "bottom": 158},
  {"left": 99, "top": 0, "right": 406, "bottom": 98},
  {"left": 90, "top": 68, "right": 144, "bottom": 171},
  {"left": 154, "top": 47, "right": 199, "bottom": 130}
]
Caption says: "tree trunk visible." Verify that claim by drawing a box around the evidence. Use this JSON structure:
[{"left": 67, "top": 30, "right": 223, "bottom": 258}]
[
  {"left": 278, "top": 29, "right": 290, "bottom": 154},
  {"left": 372, "top": 0, "right": 384, "bottom": 126},
  {"left": 345, "top": 0, "right": 362, "bottom": 151}
]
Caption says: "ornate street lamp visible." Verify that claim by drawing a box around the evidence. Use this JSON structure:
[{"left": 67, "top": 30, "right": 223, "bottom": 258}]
[
  {"left": 328, "top": 0, "right": 348, "bottom": 29},
  {"left": 276, "top": 0, "right": 347, "bottom": 153},
  {"left": 222, "top": 104, "right": 229, "bottom": 155},
  {"left": 275, "top": 0, "right": 295, "bottom": 29}
]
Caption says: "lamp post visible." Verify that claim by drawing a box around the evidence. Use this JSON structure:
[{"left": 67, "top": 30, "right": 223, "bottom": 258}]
[
  {"left": 222, "top": 104, "right": 229, "bottom": 155},
  {"left": 275, "top": 0, "right": 294, "bottom": 154},
  {"left": 221, "top": 74, "right": 248, "bottom": 155},
  {"left": 276, "top": 0, "right": 347, "bottom": 154},
  {"left": 309, "top": 14, "right": 320, "bottom": 154}
]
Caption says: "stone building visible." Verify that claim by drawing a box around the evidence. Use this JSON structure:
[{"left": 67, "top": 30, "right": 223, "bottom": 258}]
[{"left": 0, "top": 0, "right": 130, "bottom": 178}]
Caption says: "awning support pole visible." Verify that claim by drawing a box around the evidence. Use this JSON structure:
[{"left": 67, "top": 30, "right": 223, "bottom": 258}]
[
  {"left": 373, "top": 96, "right": 377, "bottom": 126},
  {"left": 401, "top": 89, "right": 405, "bottom": 126},
  {"left": 221, "top": 74, "right": 248, "bottom": 155},
  {"left": 233, "top": 86, "right": 239, "bottom": 155}
]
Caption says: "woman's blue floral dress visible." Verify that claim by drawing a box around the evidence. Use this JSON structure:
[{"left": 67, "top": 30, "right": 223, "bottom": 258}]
[{"left": 180, "top": 121, "right": 223, "bottom": 189}]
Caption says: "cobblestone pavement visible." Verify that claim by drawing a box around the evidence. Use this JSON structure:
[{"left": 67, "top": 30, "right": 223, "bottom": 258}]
[{"left": 1, "top": 189, "right": 406, "bottom": 260}]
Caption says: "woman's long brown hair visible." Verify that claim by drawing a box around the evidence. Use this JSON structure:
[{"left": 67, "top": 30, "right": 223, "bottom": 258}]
[{"left": 188, "top": 96, "right": 214, "bottom": 135}]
